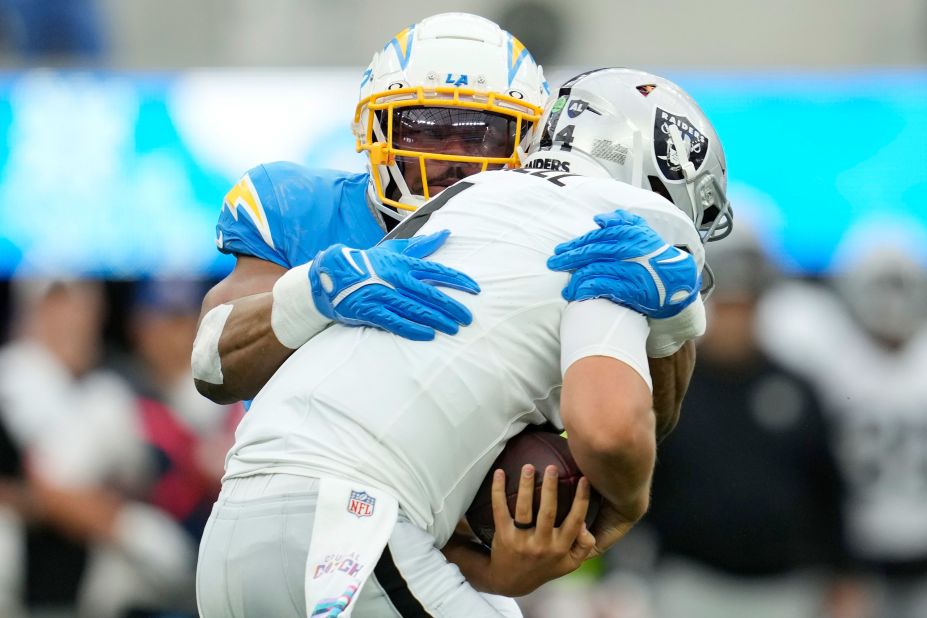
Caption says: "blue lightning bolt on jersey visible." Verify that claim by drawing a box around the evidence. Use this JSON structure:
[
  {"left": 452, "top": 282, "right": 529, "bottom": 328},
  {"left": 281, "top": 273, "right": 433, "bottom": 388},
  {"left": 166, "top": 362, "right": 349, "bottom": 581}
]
[{"left": 216, "top": 162, "right": 385, "bottom": 267}]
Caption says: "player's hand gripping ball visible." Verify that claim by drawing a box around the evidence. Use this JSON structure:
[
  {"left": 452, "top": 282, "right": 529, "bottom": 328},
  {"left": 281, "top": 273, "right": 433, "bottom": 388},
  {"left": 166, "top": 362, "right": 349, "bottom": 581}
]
[{"left": 466, "top": 429, "right": 601, "bottom": 547}]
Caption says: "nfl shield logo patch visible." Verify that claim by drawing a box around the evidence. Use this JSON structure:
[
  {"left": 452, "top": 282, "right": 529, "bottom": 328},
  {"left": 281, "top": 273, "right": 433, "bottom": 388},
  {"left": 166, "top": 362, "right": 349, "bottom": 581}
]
[{"left": 347, "top": 491, "right": 376, "bottom": 518}]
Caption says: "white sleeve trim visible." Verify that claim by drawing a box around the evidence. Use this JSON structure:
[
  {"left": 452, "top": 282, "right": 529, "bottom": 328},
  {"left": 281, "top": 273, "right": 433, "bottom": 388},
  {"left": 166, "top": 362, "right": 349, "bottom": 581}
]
[
  {"left": 560, "top": 299, "right": 652, "bottom": 392},
  {"left": 646, "top": 296, "right": 707, "bottom": 358}
]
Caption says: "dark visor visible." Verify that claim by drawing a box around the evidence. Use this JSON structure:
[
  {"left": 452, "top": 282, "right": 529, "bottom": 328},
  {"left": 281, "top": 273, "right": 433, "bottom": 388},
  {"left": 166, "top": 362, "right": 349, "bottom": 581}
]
[{"left": 386, "top": 106, "right": 525, "bottom": 158}]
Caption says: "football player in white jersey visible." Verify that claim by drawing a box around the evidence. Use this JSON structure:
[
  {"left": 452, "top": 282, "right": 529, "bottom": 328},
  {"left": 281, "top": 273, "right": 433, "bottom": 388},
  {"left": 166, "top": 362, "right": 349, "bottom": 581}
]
[
  {"left": 196, "top": 68, "right": 732, "bottom": 617},
  {"left": 758, "top": 236, "right": 927, "bottom": 617}
]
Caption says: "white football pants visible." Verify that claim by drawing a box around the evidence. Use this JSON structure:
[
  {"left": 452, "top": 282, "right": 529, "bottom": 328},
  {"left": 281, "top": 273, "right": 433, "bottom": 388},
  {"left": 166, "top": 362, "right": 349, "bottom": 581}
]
[{"left": 196, "top": 473, "right": 522, "bottom": 618}]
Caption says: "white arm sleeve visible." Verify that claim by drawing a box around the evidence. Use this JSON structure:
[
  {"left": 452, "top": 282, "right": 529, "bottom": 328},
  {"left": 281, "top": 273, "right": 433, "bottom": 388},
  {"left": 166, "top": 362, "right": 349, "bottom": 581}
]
[
  {"left": 646, "top": 295, "right": 707, "bottom": 358},
  {"left": 560, "top": 299, "right": 652, "bottom": 391}
]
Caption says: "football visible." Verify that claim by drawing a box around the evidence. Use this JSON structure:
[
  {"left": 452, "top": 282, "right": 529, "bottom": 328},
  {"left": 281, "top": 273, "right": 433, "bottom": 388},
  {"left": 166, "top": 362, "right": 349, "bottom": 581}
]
[{"left": 466, "top": 428, "right": 601, "bottom": 547}]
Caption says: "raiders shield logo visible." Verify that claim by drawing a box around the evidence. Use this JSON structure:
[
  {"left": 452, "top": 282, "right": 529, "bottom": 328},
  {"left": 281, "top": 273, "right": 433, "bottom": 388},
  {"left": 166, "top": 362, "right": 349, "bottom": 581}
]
[{"left": 653, "top": 107, "right": 709, "bottom": 182}]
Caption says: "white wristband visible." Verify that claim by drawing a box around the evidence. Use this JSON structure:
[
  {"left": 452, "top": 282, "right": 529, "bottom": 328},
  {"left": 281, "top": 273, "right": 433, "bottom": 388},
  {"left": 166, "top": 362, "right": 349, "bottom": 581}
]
[
  {"left": 646, "top": 296, "right": 706, "bottom": 358},
  {"left": 271, "top": 262, "right": 332, "bottom": 349}
]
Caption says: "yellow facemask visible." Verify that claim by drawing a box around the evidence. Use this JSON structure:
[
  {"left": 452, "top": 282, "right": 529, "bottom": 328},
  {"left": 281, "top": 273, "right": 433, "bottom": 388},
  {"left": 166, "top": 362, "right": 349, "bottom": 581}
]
[{"left": 354, "top": 85, "right": 543, "bottom": 212}]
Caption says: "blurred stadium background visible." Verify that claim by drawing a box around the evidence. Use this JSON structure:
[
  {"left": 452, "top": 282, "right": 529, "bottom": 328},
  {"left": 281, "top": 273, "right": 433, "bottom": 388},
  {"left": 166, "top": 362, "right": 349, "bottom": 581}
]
[{"left": 0, "top": 1, "right": 925, "bottom": 617}]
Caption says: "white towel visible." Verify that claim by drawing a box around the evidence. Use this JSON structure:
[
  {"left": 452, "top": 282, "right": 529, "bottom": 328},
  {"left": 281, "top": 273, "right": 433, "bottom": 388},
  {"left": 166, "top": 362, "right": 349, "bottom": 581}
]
[{"left": 305, "top": 477, "right": 399, "bottom": 617}]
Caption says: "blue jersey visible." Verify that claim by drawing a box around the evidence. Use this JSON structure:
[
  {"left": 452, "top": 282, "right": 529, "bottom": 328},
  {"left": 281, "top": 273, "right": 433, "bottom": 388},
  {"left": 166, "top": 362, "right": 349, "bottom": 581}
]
[{"left": 216, "top": 162, "right": 386, "bottom": 267}]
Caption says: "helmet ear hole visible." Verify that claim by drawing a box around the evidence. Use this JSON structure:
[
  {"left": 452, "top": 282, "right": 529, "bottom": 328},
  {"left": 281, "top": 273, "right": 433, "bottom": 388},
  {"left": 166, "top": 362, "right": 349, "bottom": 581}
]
[{"left": 647, "top": 175, "right": 673, "bottom": 204}]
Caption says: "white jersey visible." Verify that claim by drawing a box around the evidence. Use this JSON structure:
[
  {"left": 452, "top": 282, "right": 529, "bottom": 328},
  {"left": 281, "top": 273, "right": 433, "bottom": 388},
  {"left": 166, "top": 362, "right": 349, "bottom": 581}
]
[
  {"left": 759, "top": 282, "right": 927, "bottom": 561},
  {"left": 225, "top": 167, "right": 703, "bottom": 546}
]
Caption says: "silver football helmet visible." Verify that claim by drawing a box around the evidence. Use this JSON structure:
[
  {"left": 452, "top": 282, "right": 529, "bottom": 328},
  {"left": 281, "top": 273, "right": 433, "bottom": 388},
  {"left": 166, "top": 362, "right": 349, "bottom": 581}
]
[
  {"left": 836, "top": 245, "right": 927, "bottom": 345},
  {"left": 529, "top": 68, "right": 733, "bottom": 245}
]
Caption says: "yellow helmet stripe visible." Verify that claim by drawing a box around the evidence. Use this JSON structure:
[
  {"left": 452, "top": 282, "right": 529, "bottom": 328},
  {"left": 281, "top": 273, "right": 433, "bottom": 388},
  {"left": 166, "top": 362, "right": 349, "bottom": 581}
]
[{"left": 508, "top": 35, "right": 529, "bottom": 86}]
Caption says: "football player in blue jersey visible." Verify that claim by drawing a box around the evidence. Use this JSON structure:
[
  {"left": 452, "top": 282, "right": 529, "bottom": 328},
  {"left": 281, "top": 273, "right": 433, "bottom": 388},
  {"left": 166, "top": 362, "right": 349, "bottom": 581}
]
[
  {"left": 192, "top": 13, "right": 550, "bottom": 404},
  {"left": 191, "top": 14, "right": 698, "bottom": 417}
]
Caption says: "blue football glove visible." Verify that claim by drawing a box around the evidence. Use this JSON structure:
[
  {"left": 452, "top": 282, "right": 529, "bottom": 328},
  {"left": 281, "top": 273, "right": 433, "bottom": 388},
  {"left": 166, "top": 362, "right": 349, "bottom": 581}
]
[
  {"left": 547, "top": 211, "right": 700, "bottom": 319},
  {"left": 309, "top": 230, "right": 480, "bottom": 341}
]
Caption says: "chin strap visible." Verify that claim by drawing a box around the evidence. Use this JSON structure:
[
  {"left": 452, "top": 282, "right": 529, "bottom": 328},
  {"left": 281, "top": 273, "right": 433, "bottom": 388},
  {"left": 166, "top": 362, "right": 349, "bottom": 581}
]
[
  {"left": 370, "top": 110, "right": 426, "bottom": 210},
  {"left": 385, "top": 159, "right": 423, "bottom": 207},
  {"left": 365, "top": 184, "right": 407, "bottom": 229}
]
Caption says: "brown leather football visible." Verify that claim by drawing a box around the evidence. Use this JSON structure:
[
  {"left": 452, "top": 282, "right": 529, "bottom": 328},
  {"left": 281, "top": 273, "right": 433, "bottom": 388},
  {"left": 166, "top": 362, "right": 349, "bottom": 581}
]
[{"left": 465, "top": 428, "right": 601, "bottom": 547}]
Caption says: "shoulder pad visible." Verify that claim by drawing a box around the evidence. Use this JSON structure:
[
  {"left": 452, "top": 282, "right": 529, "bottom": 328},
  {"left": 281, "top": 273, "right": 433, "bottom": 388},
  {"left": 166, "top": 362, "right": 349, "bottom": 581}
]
[{"left": 216, "top": 163, "right": 374, "bottom": 268}]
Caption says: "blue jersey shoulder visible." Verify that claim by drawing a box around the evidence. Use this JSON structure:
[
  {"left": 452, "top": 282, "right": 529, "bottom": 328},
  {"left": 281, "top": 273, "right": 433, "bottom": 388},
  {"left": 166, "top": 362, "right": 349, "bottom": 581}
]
[{"left": 215, "top": 162, "right": 386, "bottom": 268}]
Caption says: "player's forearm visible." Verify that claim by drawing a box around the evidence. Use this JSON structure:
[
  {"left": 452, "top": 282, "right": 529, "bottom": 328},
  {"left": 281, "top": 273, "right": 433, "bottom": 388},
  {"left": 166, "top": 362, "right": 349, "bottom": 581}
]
[
  {"left": 562, "top": 358, "right": 656, "bottom": 523},
  {"left": 195, "top": 293, "right": 296, "bottom": 403},
  {"left": 648, "top": 340, "right": 696, "bottom": 441},
  {"left": 441, "top": 534, "right": 496, "bottom": 594},
  {"left": 571, "top": 430, "right": 655, "bottom": 523},
  {"left": 566, "top": 429, "right": 654, "bottom": 557}
]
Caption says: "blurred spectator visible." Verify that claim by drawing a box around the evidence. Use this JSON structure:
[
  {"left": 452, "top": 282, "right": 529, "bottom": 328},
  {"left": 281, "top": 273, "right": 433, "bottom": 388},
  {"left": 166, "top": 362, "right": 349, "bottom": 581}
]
[
  {"left": 0, "top": 278, "right": 108, "bottom": 617},
  {"left": 123, "top": 278, "right": 238, "bottom": 491},
  {"left": 759, "top": 235, "right": 927, "bottom": 618},
  {"left": 0, "top": 400, "right": 27, "bottom": 618},
  {"left": 645, "top": 226, "right": 854, "bottom": 618},
  {"left": 26, "top": 278, "right": 239, "bottom": 618},
  {"left": 0, "top": 0, "right": 106, "bottom": 62}
]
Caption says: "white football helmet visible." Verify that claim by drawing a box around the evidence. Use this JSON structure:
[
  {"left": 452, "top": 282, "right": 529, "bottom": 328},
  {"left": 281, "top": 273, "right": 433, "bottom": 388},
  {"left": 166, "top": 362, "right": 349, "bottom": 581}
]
[
  {"left": 353, "top": 13, "right": 549, "bottom": 219},
  {"left": 529, "top": 68, "right": 733, "bottom": 244}
]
